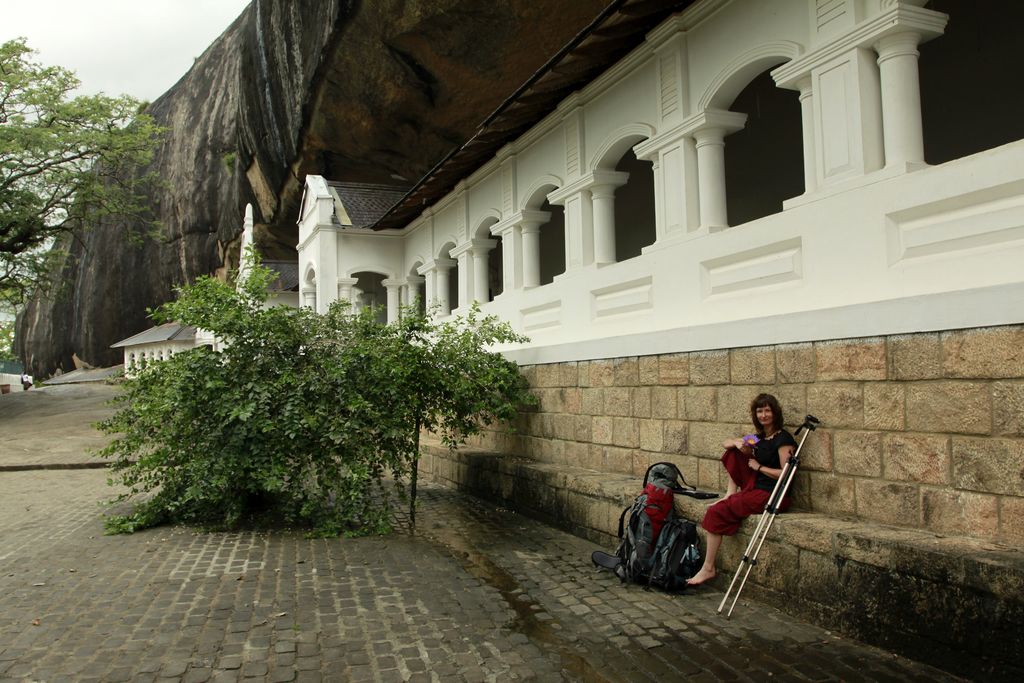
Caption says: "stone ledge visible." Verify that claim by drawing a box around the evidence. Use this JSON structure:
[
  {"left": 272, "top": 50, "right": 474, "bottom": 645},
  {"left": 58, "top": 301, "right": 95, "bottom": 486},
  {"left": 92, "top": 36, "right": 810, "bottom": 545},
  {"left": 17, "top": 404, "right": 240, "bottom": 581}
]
[{"left": 420, "top": 439, "right": 1024, "bottom": 682}]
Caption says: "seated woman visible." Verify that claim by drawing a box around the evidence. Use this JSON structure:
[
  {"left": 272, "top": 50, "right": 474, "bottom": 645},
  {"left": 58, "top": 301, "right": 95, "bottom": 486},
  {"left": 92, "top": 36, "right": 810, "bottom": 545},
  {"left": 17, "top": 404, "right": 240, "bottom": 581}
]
[{"left": 687, "top": 393, "right": 796, "bottom": 586}]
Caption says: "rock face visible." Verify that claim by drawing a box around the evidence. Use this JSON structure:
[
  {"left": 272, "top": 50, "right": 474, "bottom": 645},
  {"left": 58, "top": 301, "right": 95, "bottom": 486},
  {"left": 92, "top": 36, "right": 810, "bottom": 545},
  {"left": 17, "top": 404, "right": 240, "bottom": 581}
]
[{"left": 16, "top": 0, "right": 609, "bottom": 376}]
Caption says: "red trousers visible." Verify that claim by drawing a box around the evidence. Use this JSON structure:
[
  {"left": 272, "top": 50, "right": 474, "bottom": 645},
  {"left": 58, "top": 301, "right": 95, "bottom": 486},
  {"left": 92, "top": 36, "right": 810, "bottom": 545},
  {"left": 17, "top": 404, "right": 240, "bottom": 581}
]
[{"left": 701, "top": 448, "right": 791, "bottom": 536}]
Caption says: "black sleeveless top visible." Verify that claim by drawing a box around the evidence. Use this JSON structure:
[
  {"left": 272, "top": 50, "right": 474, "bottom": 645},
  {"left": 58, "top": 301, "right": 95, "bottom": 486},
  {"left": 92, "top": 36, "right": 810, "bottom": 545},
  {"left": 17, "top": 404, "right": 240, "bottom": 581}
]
[{"left": 753, "top": 429, "right": 797, "bottom": 492}]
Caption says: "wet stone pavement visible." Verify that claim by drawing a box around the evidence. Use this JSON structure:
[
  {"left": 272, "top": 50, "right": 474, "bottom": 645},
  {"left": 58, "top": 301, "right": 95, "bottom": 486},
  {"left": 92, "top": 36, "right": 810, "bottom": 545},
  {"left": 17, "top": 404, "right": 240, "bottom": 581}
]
[
  {"left": 0, "top": 472, "right": 965, "bottom": 683},
  {"left": 0, "top": 386, "right": 964, "bottom": 682}
]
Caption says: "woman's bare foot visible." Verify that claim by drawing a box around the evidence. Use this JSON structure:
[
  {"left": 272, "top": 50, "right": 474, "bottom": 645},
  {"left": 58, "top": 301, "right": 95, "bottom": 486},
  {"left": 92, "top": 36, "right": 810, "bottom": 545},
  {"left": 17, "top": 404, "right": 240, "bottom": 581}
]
[{"left": 686, "top": 567, "right": 716, "bottom": 586}]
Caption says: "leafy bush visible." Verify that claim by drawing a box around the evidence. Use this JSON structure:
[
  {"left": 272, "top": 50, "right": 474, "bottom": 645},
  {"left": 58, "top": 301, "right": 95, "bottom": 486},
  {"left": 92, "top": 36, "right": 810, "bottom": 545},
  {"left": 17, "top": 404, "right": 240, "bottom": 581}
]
[{"left": 98, "top": 251, "right": 534, "bottom": 535}]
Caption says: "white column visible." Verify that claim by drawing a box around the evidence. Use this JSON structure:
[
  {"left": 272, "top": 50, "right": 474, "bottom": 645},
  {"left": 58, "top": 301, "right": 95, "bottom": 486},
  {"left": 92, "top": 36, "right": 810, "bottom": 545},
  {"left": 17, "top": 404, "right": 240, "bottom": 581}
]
[
  {"left": 336, "top": 277, "right": 359, "bottom": 309},
  {"left": 494, "top": 225, "right": 521, "bottom": 293},
  {"left": 433, "top": 258, "right": 456, "bottom": 316},
  {"left": 590, "top": 179, "right": 628, "bottom": 265},
  {"left": 520, "top": 221, "right": 542, "bottom": 289},
  {"left": 456, "top": 239, "right": 496, "bottom": 302},
  {"left": 382, "top": 279, "right": 403, "bottom": 324},
  {"left": 875, "top": 31, "right": 925, "bottom": 168},
  {"left": 406, "top": 275, "right": 424, "bottom": 308},
  {"left": 693, "top": 128, "right": 729, "bottom": 231},
  {"left": 797, "top": 77, "right": 818, "bottom": 193},
  {"left": 472, "top": 247, "right": 489, "bottom": 302}
]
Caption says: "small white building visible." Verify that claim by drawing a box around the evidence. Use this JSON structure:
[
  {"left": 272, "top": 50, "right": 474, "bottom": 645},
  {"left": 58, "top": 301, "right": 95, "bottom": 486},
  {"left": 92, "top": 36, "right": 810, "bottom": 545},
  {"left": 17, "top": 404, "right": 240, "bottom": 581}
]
[{"left": 111, "top": 322, "right": 203, "bottom": 375}]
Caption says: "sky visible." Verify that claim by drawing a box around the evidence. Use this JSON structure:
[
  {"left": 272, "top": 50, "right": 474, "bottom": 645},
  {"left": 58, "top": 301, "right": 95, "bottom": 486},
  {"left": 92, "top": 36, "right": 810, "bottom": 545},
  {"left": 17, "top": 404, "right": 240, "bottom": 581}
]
[{"left": 1, "top": 0, "right": 252, "bottom": 101}]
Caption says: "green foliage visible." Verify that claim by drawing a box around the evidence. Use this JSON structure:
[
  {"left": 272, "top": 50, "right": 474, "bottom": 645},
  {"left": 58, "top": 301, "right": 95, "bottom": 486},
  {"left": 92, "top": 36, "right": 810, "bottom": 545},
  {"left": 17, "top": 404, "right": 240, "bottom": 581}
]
[
  {"left": 0, "top": 38, "right": 164, "bottom": 306},
  {"left": 99, "top": 249, "right": 535, "bottom": 535},
  {"left": 0, "top": 318, "right": 15, "bottom": 362}
]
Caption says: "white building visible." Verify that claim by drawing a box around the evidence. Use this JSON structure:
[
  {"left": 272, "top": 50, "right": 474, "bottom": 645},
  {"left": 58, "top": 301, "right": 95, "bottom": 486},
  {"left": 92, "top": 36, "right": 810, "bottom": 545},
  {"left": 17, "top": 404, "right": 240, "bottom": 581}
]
[{"left": 297, "top": 0, "right": 1023, "bottom": 363}]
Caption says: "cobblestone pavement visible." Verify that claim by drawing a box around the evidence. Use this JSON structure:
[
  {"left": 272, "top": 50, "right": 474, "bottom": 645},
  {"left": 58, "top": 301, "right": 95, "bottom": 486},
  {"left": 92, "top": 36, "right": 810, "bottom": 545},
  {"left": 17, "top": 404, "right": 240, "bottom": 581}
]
[{"left": 0, "top": 386, "right": 966, "bottom": 682}]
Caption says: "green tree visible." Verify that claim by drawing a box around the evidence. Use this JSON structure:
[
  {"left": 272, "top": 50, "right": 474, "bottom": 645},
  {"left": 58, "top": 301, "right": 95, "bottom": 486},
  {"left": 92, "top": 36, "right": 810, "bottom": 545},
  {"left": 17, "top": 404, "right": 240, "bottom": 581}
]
[
  {"left": 99, "top": 250, "right": 534, "bottom": 535},
  {"left": 0, "top": 38, "right": 163, "bottom": 305}
]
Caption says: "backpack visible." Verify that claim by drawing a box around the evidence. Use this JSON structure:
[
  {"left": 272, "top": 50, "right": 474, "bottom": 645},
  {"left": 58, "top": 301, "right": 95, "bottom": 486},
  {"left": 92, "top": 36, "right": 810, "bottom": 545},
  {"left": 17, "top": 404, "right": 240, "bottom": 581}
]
[{"left": 593, "top": 462, "right": 712, "bottom": 591}]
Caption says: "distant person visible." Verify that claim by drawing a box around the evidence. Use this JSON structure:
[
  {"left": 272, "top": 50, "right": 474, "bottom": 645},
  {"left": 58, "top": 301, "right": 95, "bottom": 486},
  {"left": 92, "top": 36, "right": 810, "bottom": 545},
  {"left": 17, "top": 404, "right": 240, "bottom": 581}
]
[
  {"left": 687, "top": 393, "right": 796, "bottom": 586},
  {"left": 21, "top": 372, "right": 32, "bottom": 391}
]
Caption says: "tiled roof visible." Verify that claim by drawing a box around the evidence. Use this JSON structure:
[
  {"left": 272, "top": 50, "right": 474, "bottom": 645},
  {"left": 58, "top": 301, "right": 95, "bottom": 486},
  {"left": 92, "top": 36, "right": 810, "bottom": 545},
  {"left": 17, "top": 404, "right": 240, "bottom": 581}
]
[
  {"left": 263, "top": 260, "right": 299, "bottom": 291},
  {"left": 327, "top": 181, "right": 410, "bottom": 229},
  {"left": 110, "top": 322, "right": 197, "bottom": 348}
]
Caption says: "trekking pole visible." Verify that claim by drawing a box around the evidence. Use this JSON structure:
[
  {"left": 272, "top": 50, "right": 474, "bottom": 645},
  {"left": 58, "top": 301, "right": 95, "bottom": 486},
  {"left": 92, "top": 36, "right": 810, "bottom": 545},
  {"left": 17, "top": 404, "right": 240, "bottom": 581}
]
[{"left": 717, "top": 414, "right": 819, "bottom": 618}]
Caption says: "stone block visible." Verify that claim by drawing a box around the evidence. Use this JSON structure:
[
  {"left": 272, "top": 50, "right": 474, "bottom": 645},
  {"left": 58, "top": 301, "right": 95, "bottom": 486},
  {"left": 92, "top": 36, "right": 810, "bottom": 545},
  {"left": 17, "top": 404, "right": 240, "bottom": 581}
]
[
  {"left": 717, "top": 385, "right": 757, "bottom": 424},
  {"left": 952, "top": 437, "right": 1024, "bottom": 496},
  {"left": 776, "top": 342, "right": 816, "bottom": 384},
  {"left": 688, "top": 422, "right": 738, "bottom": 458},
  {"left": 921, "top": 488, "right": 999, "bottom": 537},
  {"left": 882, "top": 433, "right": 950, "bottom": 485},
  {"left": 796, "top": 549, "right": 840, "bottom": 597},
  {"left": 855, "top": 480, "right": 920, "bottom": 527},
  {"left": 562, "top": 388, "right": 582, "bottom": 415},
  {"left": 551, "top": 414, "right": 576, "bottom": 442},
  {"left": 535, "top": 363, "right": 563, "bottom": 387},
  {"left": 773, "top": 385, "right": 806, "bottom": 426},
  {"left": 993, "top": 381, "right": 1024, "bottom": 436},
  {"left": 697, "top": 455, "right": 724, "bottom": 491},
  {"left": 559, "top": 361, "right": 579, "bottom": 387},
  {"left": 662, "top": 420, "right": 687, "bottom": 455},
  {"left": 574, "top": 415, "right": 592, "bottom": 442},
  {"left": 604, "top": 446, "right": 634, "bottom": 474},
  {"left": 592, "top": 416, "right": 613, "bottom": 445},
  {"left": 798, "top": 428, "right": 833, "bottom": 472},
  {"left": 589, "top": 359, "right": 614, "bottom": 387},
  {"left": 806, "top": 383, "right": 863, "bottom": 429},
  {"left": 815, "top": 338, "right": 887, "bottom": 381},
  {"left": 941, "top": 325, "right": 1024, "bottom": 379},
  {"left": 683, "top": 386, "right": 717, "bottom": 421},
  {"left": 603, "top": 387, "right": 631, "bottom": 417},
  {"left": 580, "top": 444, "right": 605, "bottom": 471},
  {"left": 749, "top": 542, "right": 799, "bottom": 592},
  {"left": 864, "top": 383, "right": 904, "bottom": 430},
  {"left": 650, "top": 386, "right": 678, "bottom": 419},
  {"left": 638, "top": 355, "right": 659, "bottom": 385},
  {"left": 639, "top": 419, "right": 664, "bottom": 452},
  {"left": 577, "top": 361, "right": 592, "bottom": 387},
  {"left": 889, "top": 333, "right": 942, "bottom": 380},
  {"left": 807, "top": 472, "right": 856, "bottom": 516},
  {"left": 564, "top": 439, "right": 589, "bottom": 467},
  {"left": 658, "top": 353, "right": 689, "bottom": 385},
  {"left": 834, "top": 431, "right": 883, "bottom": 477},
  {"left": 730, "top": 347, "right": 776, "bottom": 385},
  {"left": 689, "top": 350, "right": 729, "bottom": 385},
  {"left": 613, "top": 357, "right": 639, "bottom": 386},
  {"left": 630, "top": 387, "right": 651, "bottom": 418},
  {"left": 581, "top": 388, "right": 604, "bottom": 415},
  {"left": 999, "top": 496, "right": 1024, "bottom": 545},
  {"left": 612, "top": 417, "right": 639, "bottom": 448},
  {"left": 906, "top": 381, "right": 991, "bottom": 435},
  {"left": 520, "top": 364, "right": 538, "bottom": 388}
]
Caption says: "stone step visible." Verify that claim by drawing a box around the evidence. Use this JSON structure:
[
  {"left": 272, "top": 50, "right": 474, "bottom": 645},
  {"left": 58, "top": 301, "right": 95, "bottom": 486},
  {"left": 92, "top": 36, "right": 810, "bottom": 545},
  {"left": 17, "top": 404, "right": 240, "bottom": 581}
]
[{"left": 419, "top": 438, "right": 1024, "bottom": 679}]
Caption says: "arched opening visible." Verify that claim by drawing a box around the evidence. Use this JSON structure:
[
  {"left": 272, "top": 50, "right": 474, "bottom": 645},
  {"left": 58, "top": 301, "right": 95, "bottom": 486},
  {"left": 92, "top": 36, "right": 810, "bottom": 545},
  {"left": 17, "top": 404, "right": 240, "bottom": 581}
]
[
  {"left": 488, "top": 235, "right": 503, "bottom": 300},
  {"left": 723, "top": 67, "right": 803, "bottom": 226},
  {"left": 613, "top": 148, "right": 656, "bottom": 261},
  {"left": 439, "top": 242, "right": 458, "bottom": 315},
  {"left": 920, "top": 1, "right": 1024, "bottom": 164},
  {"left": 302, "top": 267, "right": 317, "bottom": 309},
  {"left": 352, "top": 271, "right": 387, "bottom": 323},
  {"left": 538, "top": 199, "right": 565, "bottom": 285},
  {"left": 408, "top": 262, "right": 426, "bottom": 315},
  {"left": 475, "top": 218, "right": 502, "bottom": 302}
]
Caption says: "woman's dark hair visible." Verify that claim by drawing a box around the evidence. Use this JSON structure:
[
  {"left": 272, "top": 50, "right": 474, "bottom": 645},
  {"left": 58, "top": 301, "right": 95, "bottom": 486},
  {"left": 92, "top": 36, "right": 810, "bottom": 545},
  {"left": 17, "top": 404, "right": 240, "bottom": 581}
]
[{"left": 750, "top": 393, "right": 784, "bottom": 436}]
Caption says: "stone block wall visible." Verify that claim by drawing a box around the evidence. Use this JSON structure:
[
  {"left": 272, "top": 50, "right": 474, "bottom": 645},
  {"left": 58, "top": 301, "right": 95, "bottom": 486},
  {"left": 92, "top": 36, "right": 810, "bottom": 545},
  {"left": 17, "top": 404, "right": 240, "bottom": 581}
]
[{"left": 467, "top": 324, "right": 1024, "bottom": 546}]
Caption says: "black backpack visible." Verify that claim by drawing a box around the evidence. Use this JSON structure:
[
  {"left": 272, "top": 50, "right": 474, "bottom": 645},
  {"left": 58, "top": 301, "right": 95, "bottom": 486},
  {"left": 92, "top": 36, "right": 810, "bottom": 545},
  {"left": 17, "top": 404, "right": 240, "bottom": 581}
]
[{"left": 592, "top": 462, "right": 714, "bottom": 591}]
